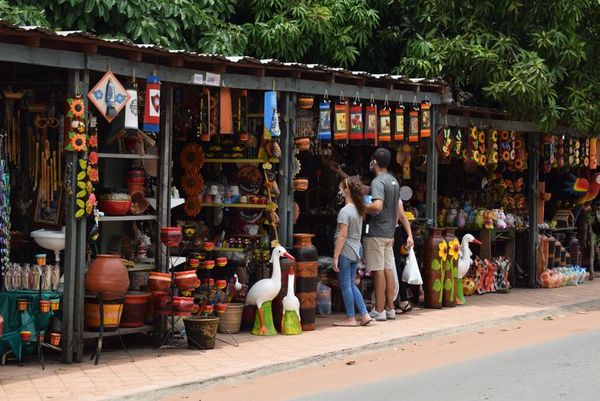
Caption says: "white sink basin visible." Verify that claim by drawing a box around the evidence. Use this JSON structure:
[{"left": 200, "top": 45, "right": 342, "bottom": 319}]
[{"left": 31, "top": 227, "right": 66, "bottom": 265}]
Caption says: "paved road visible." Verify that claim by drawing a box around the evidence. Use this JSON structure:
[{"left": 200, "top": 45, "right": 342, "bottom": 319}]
[{"left": 292, "top": 330, "right": 600, "bottom": 401}]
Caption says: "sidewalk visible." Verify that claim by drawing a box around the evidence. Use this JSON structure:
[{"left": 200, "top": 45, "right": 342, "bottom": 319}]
[{"left": 1, "top": 280, "right": 600, "bottom": 401}]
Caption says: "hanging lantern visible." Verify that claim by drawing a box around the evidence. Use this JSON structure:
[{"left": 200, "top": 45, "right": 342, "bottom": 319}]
[
  {"left": 124, "top": 82, "right": 139, "bottom": 130},
  {"left": 378, "top": 98, "right": 391, "bottom": 144},
  {"left": 420, "top": 100, "right": 431, "bottom": 138},
  {"left": 408, "top": 106, "right": 419, "bottom": 143},
  {"left": 237, "top": 90, "right": 249, "bottom": 142},
  {"left": 318, "top": 98, "right": 332, "bottom": 142},
  {"left": 220, "top": 87, "right": 233, "bottom": 135},
  {"left": 143, "top": 75, "right": 161, "bottom": 133},
  {"left": 349, "top": 98, "right": 363, "bottom": 144},
  {"left": 364, "top": 99, "right": 377, "bottom": 145},
  {"left": 334, "top": 98, "right": 349, "bottom": 144},
  {"left": 394, "top": 104, "right": 405, "bottom": 143}
]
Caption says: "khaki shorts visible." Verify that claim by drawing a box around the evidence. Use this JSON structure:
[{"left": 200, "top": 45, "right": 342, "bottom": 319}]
[{"left": 363, "top": 237, "right": 394, "bottom": 271}]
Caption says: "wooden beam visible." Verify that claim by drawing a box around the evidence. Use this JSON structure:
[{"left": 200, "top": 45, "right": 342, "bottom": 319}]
[
  {"left": 24, "top": 36, "right": 40, "bottom": 47},
  {"left": 426, "top": 106, "right": 438, "bottom": 227},
  {"left": 527, "top": 134, "right": 540, "bottom": 288},
  {"left": 168, "top": 58, "right": 183, "bottom": 67},
  {"left": 128, "top": 51, "right": 143, "bottom": 62},
  {"left": 83, "top": 44, "right": 98, "bottom": 54}
]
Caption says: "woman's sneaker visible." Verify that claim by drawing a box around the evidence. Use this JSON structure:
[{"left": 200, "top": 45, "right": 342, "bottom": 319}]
[
  {"left": 386, "top": 309, "right": 396, "bottom": 320},
  {"left": 369, "top": 309, "right": 387, "bottom": 321}
]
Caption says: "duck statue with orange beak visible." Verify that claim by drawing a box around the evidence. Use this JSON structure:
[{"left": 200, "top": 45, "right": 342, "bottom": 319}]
[{"left": 457, "top": 234, "right": 481, "bottom": 305}]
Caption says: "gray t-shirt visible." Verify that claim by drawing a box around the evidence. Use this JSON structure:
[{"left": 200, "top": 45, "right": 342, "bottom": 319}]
[
  {"left": 335, "top": 204, "right": 363, "bottom": 262},
  {"left": 366, "top": 172, "right": 400, "bottom": 238}
]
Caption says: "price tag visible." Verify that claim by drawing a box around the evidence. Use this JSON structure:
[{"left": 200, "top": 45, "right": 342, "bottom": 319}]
[
  {"left": 205, "top": 72, "right": 221, "bottom": 86},
  {"left": 190, "top": 73, "right": 204, "bottom": 85}
]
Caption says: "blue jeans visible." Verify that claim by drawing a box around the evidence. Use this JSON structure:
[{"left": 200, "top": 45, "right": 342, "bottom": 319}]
[{"left": 338, "top": 255, "right": 368, "bottom": 318}]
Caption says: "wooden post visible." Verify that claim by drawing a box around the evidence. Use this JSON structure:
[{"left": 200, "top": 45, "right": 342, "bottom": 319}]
[
  {"left": 425, "top": 106, "right": 438, "bottom": 227},
  {"left": 157, "top": 83, "right": 173, "bottom": 272},
  {"left": 278, "top": 92, "right": 295, "bottom": 248},
  {"left": 528, "top": 134, "right": 540, "bottom": 288}
]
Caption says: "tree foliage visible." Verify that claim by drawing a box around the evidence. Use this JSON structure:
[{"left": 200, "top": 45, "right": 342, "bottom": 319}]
[{"left": 2, "top": 0, "right": 600, "bottom": 131}]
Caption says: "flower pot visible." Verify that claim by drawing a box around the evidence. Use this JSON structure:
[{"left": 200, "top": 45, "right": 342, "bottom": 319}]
[
  {"left": 188, "top": 258, "right": 200, "bottom": 269},
  {"left": 202, "top": 304, "right": 214, "bottom": 314},
  {"left": 50, "top": 299, "right": 60, "bottom": 311},
  {"left": 39, "top": 300, "right": 51, "bottom": 313},
  {"left": 204, "top": 260, "right": 215, "bottom": 270},
  {"left": 183, "top": 317, "right": 219, "bottom": 350},
  {"left": 120, "top": 291, "right": 150, "bottom": 328},
  {"left": 125, "top": 168, "right": 146, "bottom": 195},
  {"left": 292, "top": 234, "right": 318, "bottom": 331},
  {"left": 174, "top": 270, "right": 200, "bottom": 291},
  {"left": 17, "top": 299, "right": 28, "bottom": 312},
  {"left": 216, "top": 279, "right": 227, "bottom": 290},
  {"left": 36, "top": 254, "right": 47, "bottom": 266},
  {"left": 152, "top": 291, "right": 170, "bottom": 313},
  {"left": 298, "top": 96, "right": 314, "bottom": 109},
  {"left": 423, "top": 228, "right": 446, "bottom": 309},
  {"left": 203, "top": 242, "right": 215, "bottom": 252},
  {"left": 98, "top": 193, "right": 132, "bottom": 216},
  {"left": 294, "top": 137, "right": 311, "bottom": 151},
  {"left": 20, "top": 331, "right": 31, "bottom": 343},
  {"left": 294, "top": 178, "right": 309, "bottom": 191},
  {"left": 85, "top": 255, "right": 130, "bottom": 300},
  {"left": 84, "top": 295, "right": 124, "bottom": 331},
  {"left": 149, "top": 271, "right": 171, "bottom": 291},
  {"left": 216, "top": 257, "right": 228, "bottom": 267},
  {"left": 172, "top": 296, "right": 197, "bottom": 315},
  {"left": 160, "top": 227, "right": 182, "bottom": 247},
  {"left": 218, "top": 303, "right": 244, "bottom": 334},
  {"left": 50, "top": 333, "right": 61, "bottom": 346}
]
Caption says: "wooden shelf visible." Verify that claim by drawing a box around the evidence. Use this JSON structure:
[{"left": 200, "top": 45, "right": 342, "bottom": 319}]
[
  {"left": 127, "top": 263, "right": 156, "bottom": 272},
  {"left": 204, "top": 158, "right": 265, "bottom": 163},
  {"left": 98, "top": 215, "right": 157, "bottom": 222},
  {"left": 539, "top": 226, "right": 577, "bottom": 232},
  {"left": 83, "top": 325, "right": 153, "bottom": 339},
  {"left": 98, "top": 153, "right": 160, "bottom": 160},
  {"left": 202, "top": 203, "right": 270, "bottom": 209},
  {"left": 213, "top": 247, "right": 245, "bottom": 253}
]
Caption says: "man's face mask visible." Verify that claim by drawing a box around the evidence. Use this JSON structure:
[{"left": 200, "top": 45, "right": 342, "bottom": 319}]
[{"left": 336, "top": 190, "right": 345, "bottom": 205}]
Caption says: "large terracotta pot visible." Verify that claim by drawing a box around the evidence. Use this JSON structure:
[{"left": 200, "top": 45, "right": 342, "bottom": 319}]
[
  {"left": 443, "top": 228, "right": 458, "bottom": 307},
  {"left": 120, "top": 291, "right": 150, "bottom": 328},
  {"left": 292, "top": 234, "right": 318, "bottom": 331},
  {"left": 84, "top": 295, "right": 124, "bottom": 331},
  {"left": 85, "top": 255, "right": 130, "bottom": 300},
  {"left": 423, "top": 228, "right": 446, "bottom": 309},
  {"left": 272, "top": 257, "right": 295, "bottom": 332}
]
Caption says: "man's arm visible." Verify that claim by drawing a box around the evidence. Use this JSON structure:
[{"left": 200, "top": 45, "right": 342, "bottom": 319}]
[
  {"left": 397, "top": 200, "right": 414, "bottom": 247},
  {"left": 323, "top": 158, "right": 370, "bottom": 195},
  {"left": 366, "top": 199, "right": 383, "bottom": 214}
]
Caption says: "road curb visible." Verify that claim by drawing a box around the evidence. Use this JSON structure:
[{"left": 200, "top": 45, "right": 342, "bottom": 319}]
[{"left": 109, "top": 297, "right": 600, "bottom": 401}]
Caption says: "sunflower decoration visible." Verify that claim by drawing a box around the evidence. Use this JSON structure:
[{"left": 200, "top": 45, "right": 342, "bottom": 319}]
[
  {"left": 181, "top": 171, "right": 205, "bottom": 197},
  {"left": 184, "top": 196, "right": 203, "bottom": 217},
  {"left": 438, "top": 240, "right": 448, "bottom": 262},
  {"left": 448, "top": 239, "right": 460, "bottom": 261},
  {"left": 70, "top": 133, "right": 87, "bottom": 152},
  {"left": 180, "top": 143, "right": 205, "bottom": 172},
  {"left": 67, "top": 96, "right": 85, "bottom": 118}
]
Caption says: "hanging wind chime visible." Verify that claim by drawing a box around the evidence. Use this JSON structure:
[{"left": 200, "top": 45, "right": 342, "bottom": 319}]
[
  {"left": 264, "top": 90, "right": 281, "bottom": 139},
  {"left": 124, "top": 81, "right": 139, "bottom": 131}
]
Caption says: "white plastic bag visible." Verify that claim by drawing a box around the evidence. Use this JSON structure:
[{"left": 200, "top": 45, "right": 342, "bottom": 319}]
[{"left": 402, "top": 247, "right": 423, "bottom": 285}]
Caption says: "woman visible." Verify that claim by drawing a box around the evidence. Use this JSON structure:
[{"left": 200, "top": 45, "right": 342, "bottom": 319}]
[
  {"left": 394, "top": 198, "right": 416, "bottom": 313},
  {"left": 333, "top": 177, "right": 372, "bottom": 326}
]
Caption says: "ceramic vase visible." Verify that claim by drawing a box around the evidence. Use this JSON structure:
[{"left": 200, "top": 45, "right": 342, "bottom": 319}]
[
  {"left": 85, "top": 255, "right": 129, "bottom": 300},
  {"left": 292, "top": 234, "right": 318, "bottom": 330},
  {"left": 443, "top": 228, "right": 458, "bottom": 307},
  {"left": 423, "top": 228, "right": 446, "bottom": 309}
]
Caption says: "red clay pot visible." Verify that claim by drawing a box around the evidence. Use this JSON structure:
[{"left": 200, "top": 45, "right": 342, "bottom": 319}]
[
  {"left": 160, "top": 227, "right": 182, "bottom": 247},
  {"left": 85, "top": 255, "right": 129, "bottom": 299},
  {"left": 174, "top": 270, "right": 201, "bottom": 291},
  {"left": 149, "top": 271, "right": 172, "bottom": 291},
  {"left": 120, "top": 291, "right": 150, "bottom": 328}
]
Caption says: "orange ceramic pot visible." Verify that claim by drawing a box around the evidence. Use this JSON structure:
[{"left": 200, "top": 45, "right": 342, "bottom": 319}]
[
  {"left": 216, "top": 257, "right": 228, "bottom": 267},
  {"left": 120, "top": 291, "right": 150, "bottom": 328},
  {"left": 174, "top": 270, "right": 201, "bottom": 291},
  {"left": 149, "top": 272, "right": 172, "bottom": 291},
  {"left": 294, "top": 178, "right": 309, "bottom": 191},
  {"left": 39, "top": 300, "right": 51, "bottom": 313},
  {"left": 295, "top": 137, "right": 311, "bottom": 151},
  {"left": 85, "top": 255, "right": 130, "bottom": 299}
]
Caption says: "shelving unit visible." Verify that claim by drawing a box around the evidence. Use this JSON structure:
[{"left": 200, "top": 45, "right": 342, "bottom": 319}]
[
  {"left": 98, "top": 215, "right": 157, "bottom": 222},
  {"left": 98, "top": 153, "right": 160, "bottom": 160},
  {"left": 213, "top": 247, "right": 245, "bottom": 253},
  {"left": 202, "top": 203, "right": 270, "bottom": 209},
  {"left": 83, "top": 325, "right": 153, "bottom": 339},
  {"left": 204, "top": 158, "right": 266, "bottom": 164}
]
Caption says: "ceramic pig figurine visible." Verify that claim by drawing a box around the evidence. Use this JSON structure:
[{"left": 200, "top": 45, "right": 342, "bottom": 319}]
[{"left": 495, "top": 209, "right": 508, "bottom": 229}]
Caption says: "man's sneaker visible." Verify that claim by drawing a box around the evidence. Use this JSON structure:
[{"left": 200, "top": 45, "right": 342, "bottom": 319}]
[
  {"left": 386, "top": 309, "right": 396, "bottom": 320},
  {"left": 369, "top": 309, "right": 387, "bottom": 321}
]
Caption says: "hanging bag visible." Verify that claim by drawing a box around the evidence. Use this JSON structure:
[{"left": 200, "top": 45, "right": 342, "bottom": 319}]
[{"left": 402, "top": 247, "right": 423, "bottom": 285}]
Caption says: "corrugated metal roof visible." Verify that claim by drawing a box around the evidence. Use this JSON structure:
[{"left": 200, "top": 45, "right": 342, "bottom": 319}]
[{"left": 0, "top": 19, "right": 447, "bottom": 90}]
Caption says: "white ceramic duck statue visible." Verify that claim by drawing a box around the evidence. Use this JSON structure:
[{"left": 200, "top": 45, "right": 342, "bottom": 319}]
[
  {"left": 281, "top": 265, "right": 301, "bottom": 335},
  {"left": 457, "top": 234, "right": 481, "bottom": 305},
  {"left": 246, "top": 245, "right": 295, "bottom": 336}
]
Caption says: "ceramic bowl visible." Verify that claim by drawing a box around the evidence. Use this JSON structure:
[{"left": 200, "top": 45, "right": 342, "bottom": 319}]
[{"left": 98, "top": 198, "right": 132, "bottom": 215}]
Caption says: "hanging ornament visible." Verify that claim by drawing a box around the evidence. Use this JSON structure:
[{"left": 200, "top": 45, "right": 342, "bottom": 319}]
[
  {"left": 143, "top": 75, "right": 161, "bottom": 133},
  {"left": 583, "top": 138, "right": 590, "bottom": 167},
  {"left": 86, "top": 116, "right": 99, "bottom": 216},
  {"left": 364, "top": 95, "right": 377, "bottom": 145},
  {"left": 487, "top": 128, "right": 499, "bottom": 165},
  {"left": 237, "top": 90, "right": 249, "bottom": 141},
  {"left": 264, "top": 91, "right": 280, "bottom": 139},
  {"left": 199, "top": 89, "right": 211, "bottom": 142},
  {"left": 477, "top": 129, "right": 487, "bottom": 166},
  {"left": 467, "top": 126, "right": 479, "bottom": 163},
  {"left": 378, "top": 95, "right": 391, "bottom": 144},
  {"left": 590, "top": 138, "right": 598, "bottom": 170},
  {"left": 124, "top": 81, "right": 139, "bottom": 130},
  {"left": 349, "top": 92, "right": 363, "bottom": 144},
  {"left": 420, "top": 100, "right": 431, "bottom": 138},
  {"left": 220, "top": 87, "right": 233, "bottom": 135},
  {"left": 318, "top": 96, "right": 332, "bottom": 142},
  {"left": 557, "top": 136, "right": 565, "bottom": 168},
  {"left": 334, "top": 96, "right": 349, "bottom": 144},
  {"left": 87, "top": 69, "right": 130, "bottom": 123},
  {"left": 65, "top": 95, "right": 88, "bottom": 152},
  {"left": 408, "top": 103, "right": 419, "bottom": 143},
  {"left": 454, "top": 128, "right": 463, "bottom": 158},
  {"left": 394, "top": 103, "right": 405, "bottom": 143}
]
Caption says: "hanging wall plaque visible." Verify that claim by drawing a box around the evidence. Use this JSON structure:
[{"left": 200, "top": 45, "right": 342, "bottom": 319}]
[
  {"left": 65, "top": 95, "right": 87, "bottom": 152},
  {"left": 220, "top": 87, "right": 233, "bottom": 135},
  {"left": 379, "top": 106, "right": 391, "bottom": 143},
  {"left": 199, "top": 88, "right": 211, "bottom": 141},
  {"left": 364, "top": 101, "right": 377, "bottom": 145},
  {"left": 124, "top": 82, "right": 139, "bottom": 130},
  {"left": 408, "top": 107, "right": 419, "bottom": 143},
  {"left": 394, "top": 104, "right": 405, "bottom": 143},
  {"left": 349, "top": 100, "right": 363, "bottom": 143},
  {"left": 264, "top": 91, "right": 280, "bottom": 139},
  {"left": 87, "top": 70, "right": 130, "bottom": 123},
  {"left": 238, "top": 90, "right": 249, "bottom": 141},
  {"left": 590, "top": 138, "right": 598, "bottom": 170},
  {"left": 334, "top": 99, "right": 349, "bottom": 143},
  {"left": 143, "top": 75, "right": 161, "bottom": 133},
  {"left": 318, "top": 99, "right": 332, "bottom": 141},
  {"left": 420, "top": 100, "right": 431, "bottom": 138}
]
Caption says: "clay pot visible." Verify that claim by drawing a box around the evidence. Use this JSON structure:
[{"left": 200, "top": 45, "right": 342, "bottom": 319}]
[
  {"left": 172, "top": 297, "right": 197, "bottom": 315},
  {"left": 174, "top": 270, "right": 200, "bottom": 291},
  {"left": 295, "top": 137, "right": 311, "bottom": 151},
  {"left": 149, "top": 272, "right": 171, "bottom": 291},
  {"left": 442, "top": 228, "right": 458, "bottom": 308},
  {"left": 294, "top": 178, "right": 309, "bottom": 191},
  {"left": 216, "top": 279, "right": 227, "bottom": 290},
  {"left": 84, "top": 295, "right": 124, "bottom": 331},
  {"left": 40, "top": 300, "right": 51, "bottom": 313},
  {"left": 153, "top": 292, "right": 170, "bottom": 312},
  {"left": 160, "top": 227, "right": 182, "bottom": 247},
  {"left": 203, "top": 242, "right": 215, "bottom": 252},
  {"left": 120, "top": 291, "right": 150, "bottom": 328},
  {"left": 17, "top": 299, "right": 28, "bottom": 312},
  {"left": 85, "top": 255, "right": 130, "bottom": 299},
  {"left": 215, "top": 303, "right": 228, "bottom": 316},
  {"left": 50, "top": 299, "right": 60, "bottom": 311},
  {"left": 292, "top": 234, "right": 318, "bottom": 331},
  {"left": 423, "top": 228, "right": 446, "bottom": 309},
  {"left": 50, "top": 333, "right": 61, "bottom": 346},
  {"left": 188, "top": 258, "right": 200, "bottom": 269},
  {"left": 20, "top": 331, "right": 31, "bottom": 343},
  {"left": 206, "top": 278, "right": 215, "bottom": 287},
  {"left": 218, "top": 303, "right": 244, "bottom": 334},
  {"left": 201, "top": 304, "right": 214, "bottom": 315},
  {"left": 125, "top": 168, "right": 145, "bottom": 195},
  {"left": 298, "top": 96, "right": 314, "bottom": 109},
  {"left": 98, "top": 193, "right": 132, "bottom": 216},
  {"left": 216, "top": 257, "right": 228, "bottom": 267},
  {"left": 204, "top": 260, "right": 215, "bottom": 270}
]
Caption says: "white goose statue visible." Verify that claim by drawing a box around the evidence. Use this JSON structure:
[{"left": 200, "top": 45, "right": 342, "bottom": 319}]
[
  {"left": 246, "top": 245, "right": 295, "bottom": 336},
  {"left": 281, "top": 265, "right": 301, "bottom": 335},
  {"left": 457, "top": 234, "right": 481, "bottom": 305}
]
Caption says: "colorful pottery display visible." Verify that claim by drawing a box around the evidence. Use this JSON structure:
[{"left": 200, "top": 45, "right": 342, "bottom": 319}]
[
  {"left": 160, "top": 227, "right": 183, "bottom": 247},
  {"left": 84, "top": 295, "right": 125, "bottom": 331},
  {"left": 120, "top": 291, "right": 150, "bottom": 328},
  {"left": 149, "top": 271, "right": 171, "bottom": 291},
  {"left": 98, "top": 193, "right": 132, "bottom": 216},
  {"left": 291, "top": 234, "right": 318, "bottom": 331},
  {"left": 85, "top": 254, "right": 130, "bottom": 299},
  {"left": 173, "top": 297, "right": 197, "bottom": 315},
  {"left": 423, "top": 228, "right": 446, "bottom": 309}
]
